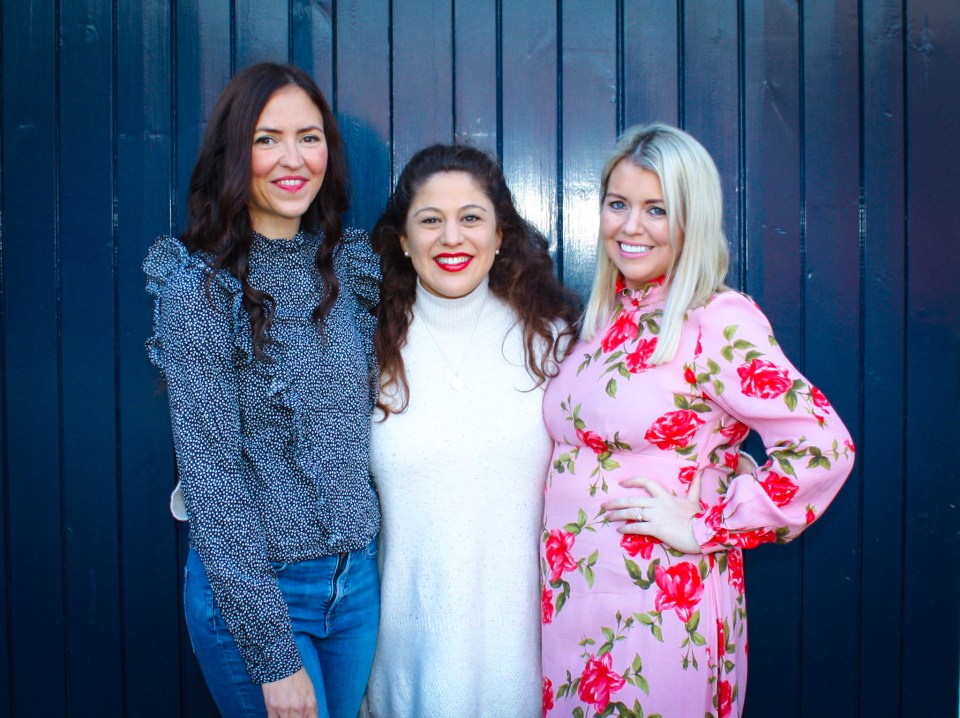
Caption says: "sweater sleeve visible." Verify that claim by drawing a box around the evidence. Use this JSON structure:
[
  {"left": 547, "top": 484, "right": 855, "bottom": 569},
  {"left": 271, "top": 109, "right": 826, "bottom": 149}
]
[
  {"left": 144, "top": 237, "right": 303, "bottom": 684},
  {"left": 689, "top": 291, "right": 855, "bottom": 552}
]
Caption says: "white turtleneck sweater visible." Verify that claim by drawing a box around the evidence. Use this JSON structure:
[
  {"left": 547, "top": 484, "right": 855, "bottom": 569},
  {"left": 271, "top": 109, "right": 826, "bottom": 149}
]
[{"left": 365, "top": 280, "right": 550, "bottom": 718}]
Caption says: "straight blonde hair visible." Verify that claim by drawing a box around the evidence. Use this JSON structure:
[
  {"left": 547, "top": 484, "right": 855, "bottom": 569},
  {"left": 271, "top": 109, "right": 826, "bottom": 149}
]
[{"left": 582, "top": 123, "right": 730, "bottom": 364}]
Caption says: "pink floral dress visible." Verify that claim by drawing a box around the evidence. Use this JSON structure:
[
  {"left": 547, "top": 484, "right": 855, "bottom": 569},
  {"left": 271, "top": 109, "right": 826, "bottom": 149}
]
[{"left": 540, "top": 278, "right": 854, "bottom": 718}]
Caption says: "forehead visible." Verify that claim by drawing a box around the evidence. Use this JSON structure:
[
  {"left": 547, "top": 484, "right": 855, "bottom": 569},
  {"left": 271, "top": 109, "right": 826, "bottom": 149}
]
[
  {"left": 606, "top": 160, "right": 662, "bottom": 196},
  {"left": 411, "top": 171, "right": 492, "bottom": 207},
  {"left": 256, "top": 85, "right": 324, "bottom": 126}
]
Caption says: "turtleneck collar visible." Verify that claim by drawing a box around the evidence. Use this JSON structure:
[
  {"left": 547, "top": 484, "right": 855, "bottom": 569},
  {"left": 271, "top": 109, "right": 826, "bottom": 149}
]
[
  {"left": 252, "top": 229, "right": 309, "bottom": 254},
  {"left": 414, "top": 277, "right": 493, "bottom": 334}
]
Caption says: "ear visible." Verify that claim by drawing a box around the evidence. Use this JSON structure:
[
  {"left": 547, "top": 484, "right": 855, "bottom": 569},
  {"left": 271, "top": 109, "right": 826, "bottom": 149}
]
[
  {"left": 399, "top": 234, "right": 410, "bottom": 255},
  {"left": 496, "top": 227, "right": 503, "bottom": 252}
]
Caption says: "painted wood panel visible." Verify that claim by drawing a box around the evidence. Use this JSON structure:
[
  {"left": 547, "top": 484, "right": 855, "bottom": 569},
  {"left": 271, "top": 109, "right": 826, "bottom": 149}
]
[{"left": 1, "top": 1, "right": 957, "bottom": 716}]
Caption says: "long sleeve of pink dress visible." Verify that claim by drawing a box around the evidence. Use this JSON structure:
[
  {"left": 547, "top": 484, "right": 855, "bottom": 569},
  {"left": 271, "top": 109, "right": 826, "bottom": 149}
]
[{"left": 540, "top": 279, "right": 854, "bottom": 718}]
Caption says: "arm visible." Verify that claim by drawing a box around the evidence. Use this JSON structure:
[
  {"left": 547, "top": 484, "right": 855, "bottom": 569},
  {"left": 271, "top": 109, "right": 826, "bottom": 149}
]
[
  {"left": 604, "top": 292, "right": 855, "bottom": 553},
  {"left": 689, "top": 292, "right": 855, "bottom": 551},
  {"left": 152, "top": 259, "right": 304, "bottom": 685}
]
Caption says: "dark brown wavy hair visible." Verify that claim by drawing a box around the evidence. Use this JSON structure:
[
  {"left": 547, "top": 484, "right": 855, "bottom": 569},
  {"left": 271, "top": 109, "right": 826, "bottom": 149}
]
[
  {"left": 181, "top": 62, "right": 349, "bottom": 358},
  {"left": 372, "top": 143, "right": 581, "bottom": 416}
]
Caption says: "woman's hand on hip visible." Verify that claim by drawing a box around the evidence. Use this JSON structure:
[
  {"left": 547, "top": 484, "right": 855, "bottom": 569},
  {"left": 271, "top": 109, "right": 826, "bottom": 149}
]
[
  {"left": 601, "top": 476, "right": 703, "bottom": 554},
  {"left": 262, "top": 668, "right": 318, "bottom": 718}
]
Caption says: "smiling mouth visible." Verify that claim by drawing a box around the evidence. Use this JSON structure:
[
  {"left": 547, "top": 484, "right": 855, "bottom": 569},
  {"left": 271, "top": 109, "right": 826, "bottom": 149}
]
[
  {"left": 619, "top": 242, "right": 653, "bottom": 255},
  {"left": 434, "top": 254, "right": 473, "bottom": 272},
  {"left": 273, "top": 177, "right": 308, "bottom": 191}
]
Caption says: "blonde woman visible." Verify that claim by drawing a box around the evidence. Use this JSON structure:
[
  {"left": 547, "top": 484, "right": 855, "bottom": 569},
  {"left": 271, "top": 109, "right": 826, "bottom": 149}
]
[{"left": 539, "top": 124, "right": 854, "bottom": 717}]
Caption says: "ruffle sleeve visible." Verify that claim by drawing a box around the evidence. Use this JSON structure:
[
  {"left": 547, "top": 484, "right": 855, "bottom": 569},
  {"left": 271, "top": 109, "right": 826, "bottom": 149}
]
[
  {"left": 689, "top": 291, "right": 856, "bottom": 551},
  {"left": 335, "top": 227, "right": 381, "bottom": 404},
  {"left": 142, "top": 236, "right": 303, "bottom": 684}
]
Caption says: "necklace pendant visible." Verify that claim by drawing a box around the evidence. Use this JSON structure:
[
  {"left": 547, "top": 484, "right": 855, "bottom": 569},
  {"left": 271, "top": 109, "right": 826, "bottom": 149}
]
[{"left": 450, "top": 376, "right": 465, "bottom": 391}]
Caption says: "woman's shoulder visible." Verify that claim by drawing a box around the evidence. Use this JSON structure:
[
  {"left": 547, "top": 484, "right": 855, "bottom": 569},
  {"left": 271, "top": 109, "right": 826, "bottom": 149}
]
[
  {"left": 144, "top": 235, "right": 241, "bottom": 304},
  {"left": 333, "top": 226, "right": 380, "bottom": 310}
]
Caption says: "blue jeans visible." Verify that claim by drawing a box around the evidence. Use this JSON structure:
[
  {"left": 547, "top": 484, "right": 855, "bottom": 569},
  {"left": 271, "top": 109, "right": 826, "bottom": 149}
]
[{"left": 184, "top": 540, "right": 380, "bottom": 717}]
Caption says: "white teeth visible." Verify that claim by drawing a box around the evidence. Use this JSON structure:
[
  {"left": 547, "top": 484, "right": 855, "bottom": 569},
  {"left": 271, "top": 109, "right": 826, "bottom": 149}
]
[
  {"left": 436, "top": 256, "right": 470, "bottom": 265},
  {"left": 619, "top": 243, "right": 652, "bottom": 254},
  {"left": 276, "top": 179, "right": 304, "bottom": 187}
]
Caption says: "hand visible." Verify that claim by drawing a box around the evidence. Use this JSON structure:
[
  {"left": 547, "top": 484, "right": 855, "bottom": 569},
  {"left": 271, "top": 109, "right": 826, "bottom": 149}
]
[
  {"left": 262, "top": 668, "right": 318, "bottom": 718},
  {"left": 601, "top": 476, "right": 703, "bottom": 554}
]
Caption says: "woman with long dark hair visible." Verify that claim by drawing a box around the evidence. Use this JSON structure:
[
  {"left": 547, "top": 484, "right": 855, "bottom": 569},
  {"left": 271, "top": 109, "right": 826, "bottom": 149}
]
[
  {"left": 144, "top": 62, "right": 380, "bottom": 718},
  {"left": 363, "top": 144, "right": 580, "bottom": 716}
]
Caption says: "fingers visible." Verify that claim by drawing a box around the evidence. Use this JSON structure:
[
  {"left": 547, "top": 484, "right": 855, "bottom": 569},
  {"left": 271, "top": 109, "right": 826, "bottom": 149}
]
[
  {"left": 687, "top": 474, "right": 702, "bottom": 504},
  {"left": 618, "top": 476, "right": 667, "bottom": 496}
]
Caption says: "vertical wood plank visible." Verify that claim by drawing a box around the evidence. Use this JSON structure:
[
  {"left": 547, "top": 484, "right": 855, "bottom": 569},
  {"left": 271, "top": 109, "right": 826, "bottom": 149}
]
[
  {"left": 292, "top": 0, "right": 334, "bottom": 99},
  {"left": 739, "top": 3, "right": 804, "bottom": 716},
  {"left": 175, "top": 0, "right": 231, "bottom": 230},
  {"left": 453, "top": 0, "right": 498, "bottom": 148},
  {"left": 682, "top": 1, "right": 743, "bottom": 287},
  {"left": 500, "top": 1, "right": 558, "bottom": 261},
  {"left": 622, "top": 0, "right": 679, "bottom": 129},
  {"left": 797, "top": 2, "right": 862, "bottom": 715},
  {"left": 391, "top": 0, "right": 454, "bottom": 172},
  {"left": 336, "top": 0, "right": 392, "bottom": 231},
  {"left": 1, "top": 0, "right": 67, "bottom": 713},
  {"left": 116, "top": 1, "right": 185, "bottom": 714},
  {"left": 859, "top": 1, "right": 906, "bottom": 714},
  {"left": 236, "top": 0, "right": 290, "bottom": 66},
  {"left": 58, "top": 0, "right": 123, "bottom": 712},
  {"left": 903, "top": 1, "right": 960, "bottom": 714},
  {"left": 560, "top": 0, "right": 617, "bottom": 295}
]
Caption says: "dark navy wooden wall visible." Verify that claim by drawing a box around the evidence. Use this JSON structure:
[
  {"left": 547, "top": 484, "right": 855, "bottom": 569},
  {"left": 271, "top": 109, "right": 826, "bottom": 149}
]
[{"left": 1, "top": 1, "right": 958, "bottom": 716}]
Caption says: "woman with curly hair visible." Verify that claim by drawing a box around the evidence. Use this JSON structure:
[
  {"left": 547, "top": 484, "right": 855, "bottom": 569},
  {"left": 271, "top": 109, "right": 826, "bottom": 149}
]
[
  {"left": 144, "top": 62, "right": 380, "bottom": 718},
  {"left": 363, "top": 144, "right": 580, "bottom": 717},
  {"left": 539, "top": 123, "right": 854, "bottom": 717}
]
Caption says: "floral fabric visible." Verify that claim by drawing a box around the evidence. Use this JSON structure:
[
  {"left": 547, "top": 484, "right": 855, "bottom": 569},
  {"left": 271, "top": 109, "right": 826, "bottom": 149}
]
[{"left": 540, "top": 279, "right": 854, "bottom": 718}]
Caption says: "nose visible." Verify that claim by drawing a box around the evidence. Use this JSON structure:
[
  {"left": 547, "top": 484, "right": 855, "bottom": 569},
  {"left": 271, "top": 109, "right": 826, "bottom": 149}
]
[
  {"left": 622, "top": 208, "right": 644, "bottom": 235},
  {"left": 279, "top": 140, "right": 304, "bottom": 168},
  {"left": 439, "top": 220, "right": 464, "bottom": 246}
]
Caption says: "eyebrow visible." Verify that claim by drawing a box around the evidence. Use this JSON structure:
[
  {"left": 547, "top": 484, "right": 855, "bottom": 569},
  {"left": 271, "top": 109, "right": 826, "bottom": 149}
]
[
  {"left": 605, "top": 191, "right": 664, "bottom": 204},
  {"left": 412, "top": 204, "right": 490, "bottom": 217},
  {"left": 254, "top": 124, "right": 324, "bottom": 134}
]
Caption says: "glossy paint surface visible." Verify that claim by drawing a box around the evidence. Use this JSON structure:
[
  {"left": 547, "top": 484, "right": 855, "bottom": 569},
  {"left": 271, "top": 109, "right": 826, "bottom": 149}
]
[{"left": 1, "top": 2, "right": 958, "bottom": 716}]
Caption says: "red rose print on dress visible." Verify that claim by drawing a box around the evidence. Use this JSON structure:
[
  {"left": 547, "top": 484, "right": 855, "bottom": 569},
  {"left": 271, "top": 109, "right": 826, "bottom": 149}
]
[
  {"left": 845, "top": 439, "right": 856, "bottom": 453},
  {"left": 717, "top": 679, "right": 734, "bottom": 718},
  {"left": 726, "top": 548, "right": 745, "bottom": 594},
  {"left": 737, "top": 358, "right": 792, "bottom": 399},
  {"left": 760, "top": 472, "right": 799, "bottom": 507},
  {"left": 716, "top": 618, "right": 727, "bottom": 659},
  {"left": 625, "top": 337, "right": 658, "bottom": 373},
  {"left": 577, "top": 653, "right": 625, "bottom": 712},
  {"left": 600, "top": 311, "right": 639, "bottom": 352},
  {"left": 724, "top": 452, "right": 739, "bottom": 470},
  {"left": 811, "top": 386, "right": 831, "bottom": 412},
  {"left": 654, "top": 561, "right": 705, "bottom": 623},
  {"left": 805, "top": 505, "right": 816, "bottom": 524},
  {"left": 719, "top": 420, "right": 750, "bottom": 445},
  {"left": 684, "top": 366, "right": 697, "bottom": 385},
  {"left": 543, "top": 677, "right": 554, "bottom": 717},
  {"left": 621, "top": 532, "right": 661, "bottom": 560},
  {"left": 678, "top": 465, "right": 697, "bottom": 486},
  {"left": 733, "top": 527, "right": 777, "bottom": 549},
  {"left": 541, "top": 586, "right": 554, "bottom": 625},
  {"left": 701, "top": 500, "right": 729, "bottom": 544},
  {"left": 545, "top": 529, "right": 578, "bottom": 582},
  {"left": 576, "top": 428, "right": 608, "bottom": 455},
  {"left": 644, "top": 409, "right": 706, "bottom": 450}
]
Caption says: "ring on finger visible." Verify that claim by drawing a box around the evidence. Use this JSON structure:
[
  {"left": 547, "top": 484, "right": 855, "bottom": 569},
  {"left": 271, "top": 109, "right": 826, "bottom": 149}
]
[{"left": 636, "top": 507, "right": 645, "bottom": 522}]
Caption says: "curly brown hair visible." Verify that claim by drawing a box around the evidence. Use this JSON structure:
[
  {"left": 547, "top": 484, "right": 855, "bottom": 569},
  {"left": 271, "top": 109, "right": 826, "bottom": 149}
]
[
  {"left": 180, "top": 62, "right": 350, "bottom": 358},
  {"left": 372, "top": 143, "right": 581, "bottom": 416}
]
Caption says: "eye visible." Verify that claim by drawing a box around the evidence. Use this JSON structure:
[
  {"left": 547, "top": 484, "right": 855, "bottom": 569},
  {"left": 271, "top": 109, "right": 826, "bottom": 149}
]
[
  {"left": 461, "top": 214, "right": 483, "bottom": 223},
  {"left": 419, "top": 216, "right": 441, "bottom": 225},
  {"left": 607, "top": 199, "right": 627, "bottom": 211},
  {"left": 648, "top": 206, "right": 667, "bottom": 217},
  {"left": 300, "top": 132, "right": 325, "bottom": 144},
  {"left": 253, "top": 135, "right": 276, "bottom": 145}
]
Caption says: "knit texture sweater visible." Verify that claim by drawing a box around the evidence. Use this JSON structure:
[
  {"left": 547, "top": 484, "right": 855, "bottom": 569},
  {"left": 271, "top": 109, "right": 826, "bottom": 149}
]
[{"left": 365, "top": 279, "right": 550, "bottom": 717}]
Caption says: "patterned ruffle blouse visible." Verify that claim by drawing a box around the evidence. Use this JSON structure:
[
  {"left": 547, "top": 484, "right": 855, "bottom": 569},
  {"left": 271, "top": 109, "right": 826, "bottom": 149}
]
[{"left": 144, "top": 228, "right": 380, "bottom": 683}]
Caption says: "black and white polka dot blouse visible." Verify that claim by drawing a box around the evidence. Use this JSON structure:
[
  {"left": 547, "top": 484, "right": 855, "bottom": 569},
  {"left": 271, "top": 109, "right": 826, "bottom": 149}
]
[{"left": 144, "top": 227, "right": 381, "bottom": 684}]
